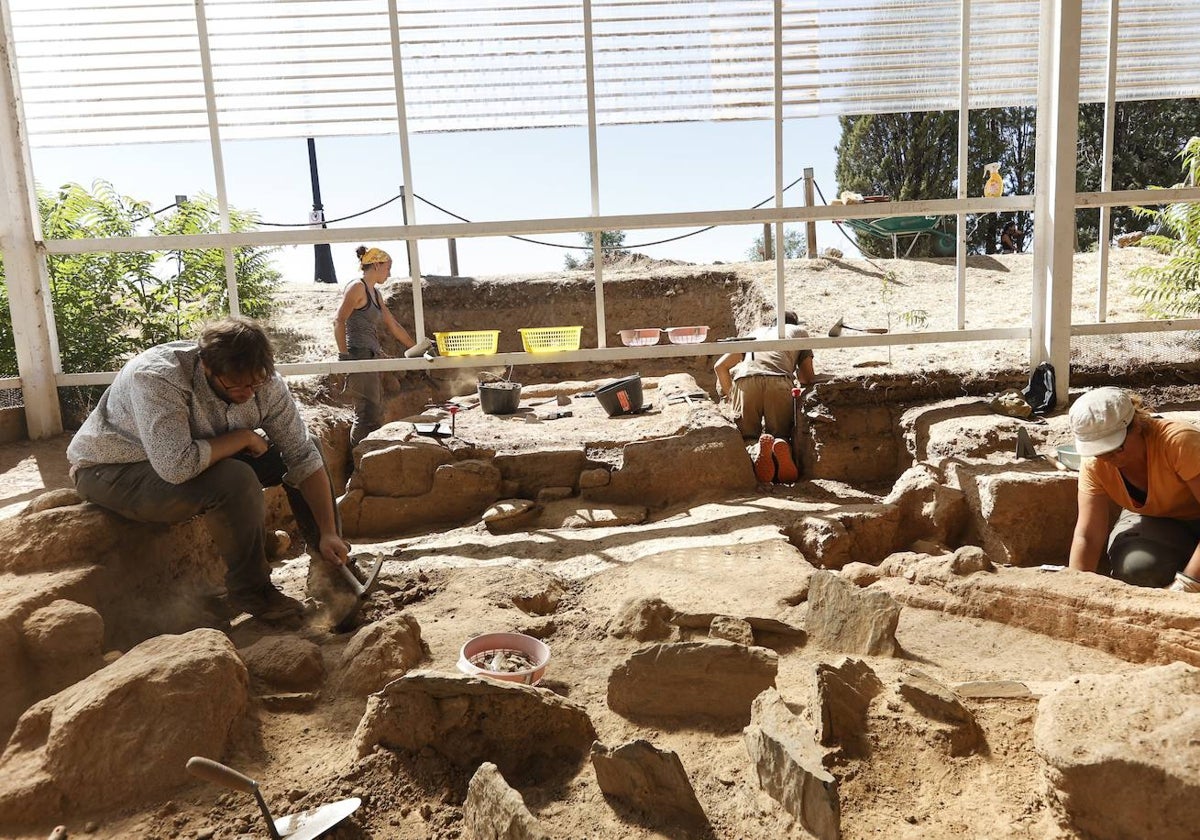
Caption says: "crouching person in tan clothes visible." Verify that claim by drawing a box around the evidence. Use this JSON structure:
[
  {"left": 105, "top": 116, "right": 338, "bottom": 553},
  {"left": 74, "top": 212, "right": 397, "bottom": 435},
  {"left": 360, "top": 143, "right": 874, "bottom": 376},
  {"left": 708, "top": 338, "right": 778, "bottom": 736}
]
[{"left": 714, "top": 310, "right": 816, "bottom": 485}]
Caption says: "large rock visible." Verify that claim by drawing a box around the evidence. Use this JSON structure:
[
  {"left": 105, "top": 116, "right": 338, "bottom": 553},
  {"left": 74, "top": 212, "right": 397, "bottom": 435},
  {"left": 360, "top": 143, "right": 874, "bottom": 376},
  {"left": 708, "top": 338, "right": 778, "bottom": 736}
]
[
  {"left": 353, "top": 672, "right": 596, "bottom": 783},
  {"left": 607, "top": 640, "right": 778, "bottom": 726},
  {"left": 20, "top": 600, "right": 106, "bottom": 698},
  {"left": 341, "top": 459, "right": 503, "bottom": 537},
  {"left": 947, "top": 463, "right": 1078, "bottom": 567},
  {"left": 786, "top": 504, "right": 902, "bottom": 571},
  {"left": 806, "top": 571, "right": 901, "bottom": 656},
  {"left": 0, "top": 629, "right": 247, "bottom": 824},
  {"left": 590, "top": 739, "right": 708, "bottom": 831},
  {"left": 336, "top": 613, "right": 427, "bottom": 696},
  {"left": 239, "top": 635, "right": 325, "bottom": 691},
  {"left": 814, "top": 658, "right": 882, "bottom": 755},
  {"left": 585, "top": 426, "right": 755, "bottom": 508},
  {"left": 608, "top": 597, "right": 678, "bottom": 642},
  {"left": 743, "top": 688, "right": 840, "bottom": 840},
  {"left": 463, "top": 762, "right": 550, "bottom": 840},
  {"left": 354, "top": 439, "right": 454, "bottom": 497},
  {"left": 1034, "top": 662, "right": 1200, "bottom": 840},
  {"left": 494, "top": 450, "right": 587, "bottom": 499},
  {"left": 896, "top": 670, "right": 982, "bottom": 756},
  {"left": 882, "top": 464, "right": 968, "bottom": 549}
]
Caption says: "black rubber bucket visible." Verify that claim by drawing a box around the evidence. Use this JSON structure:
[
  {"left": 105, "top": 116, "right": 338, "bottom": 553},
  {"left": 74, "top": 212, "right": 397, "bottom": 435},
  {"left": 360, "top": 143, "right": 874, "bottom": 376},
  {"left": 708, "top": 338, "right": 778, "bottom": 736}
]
[
  {"left": 595, "top": 374, "right": 643, "bottom": 417},
  {"left": 478, "top": 381, "right": 522, "bottom": 415}
]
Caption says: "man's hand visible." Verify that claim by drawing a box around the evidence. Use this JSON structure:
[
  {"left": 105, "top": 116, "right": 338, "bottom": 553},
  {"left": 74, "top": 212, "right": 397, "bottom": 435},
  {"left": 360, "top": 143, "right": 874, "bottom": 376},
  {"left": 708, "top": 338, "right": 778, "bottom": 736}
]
[
  {"left": 240, "top": 430, "right": 269, "bottom": 458},
  {"left": 317, "top": 532, "right": 350, "bottom": 566}
]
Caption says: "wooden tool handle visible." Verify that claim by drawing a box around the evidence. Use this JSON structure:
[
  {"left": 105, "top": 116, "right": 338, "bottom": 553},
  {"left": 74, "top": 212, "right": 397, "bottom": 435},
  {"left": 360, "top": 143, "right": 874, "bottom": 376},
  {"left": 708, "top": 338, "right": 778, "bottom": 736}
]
[{"left": 186, "top": 756, "right": 258, "bottom": 793}]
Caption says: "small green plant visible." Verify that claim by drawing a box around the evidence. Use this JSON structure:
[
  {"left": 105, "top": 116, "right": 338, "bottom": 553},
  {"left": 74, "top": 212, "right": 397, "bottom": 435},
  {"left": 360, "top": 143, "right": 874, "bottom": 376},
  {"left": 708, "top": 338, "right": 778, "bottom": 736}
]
[
  {"left": 877, "top": 270, "right": 928, "bottom": 365},
  {"left": 1130, "top": 136, "right": 1200, "bottom": 317}
]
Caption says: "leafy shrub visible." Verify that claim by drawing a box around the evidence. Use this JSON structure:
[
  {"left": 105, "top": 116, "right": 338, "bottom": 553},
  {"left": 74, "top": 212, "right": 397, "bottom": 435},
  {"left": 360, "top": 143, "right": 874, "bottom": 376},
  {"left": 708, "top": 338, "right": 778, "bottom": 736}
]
[{"left": 1132, "top": 137, "right": 1200, "bottom": 317}]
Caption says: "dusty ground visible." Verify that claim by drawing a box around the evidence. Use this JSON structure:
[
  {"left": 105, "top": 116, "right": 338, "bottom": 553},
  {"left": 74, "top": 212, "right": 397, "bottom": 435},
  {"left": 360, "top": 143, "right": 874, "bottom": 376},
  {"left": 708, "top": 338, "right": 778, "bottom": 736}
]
[{"left": 0, "top": 247, "right": 1192, "bottom": 839}]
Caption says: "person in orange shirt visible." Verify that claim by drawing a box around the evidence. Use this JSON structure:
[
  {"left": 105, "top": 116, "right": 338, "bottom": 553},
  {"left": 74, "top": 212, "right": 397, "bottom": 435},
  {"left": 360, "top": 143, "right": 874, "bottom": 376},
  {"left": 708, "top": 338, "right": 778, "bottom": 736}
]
[{"left": 1068, "top": 387, "right": 1200, "bottom": 592}]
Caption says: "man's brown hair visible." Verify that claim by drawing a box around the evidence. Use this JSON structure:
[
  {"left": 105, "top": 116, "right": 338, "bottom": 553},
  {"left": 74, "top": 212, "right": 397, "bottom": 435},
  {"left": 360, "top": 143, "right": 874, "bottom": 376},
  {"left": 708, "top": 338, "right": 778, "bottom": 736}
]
[{"left": 197, "top": 316, "right": 275, "bottom": 380}]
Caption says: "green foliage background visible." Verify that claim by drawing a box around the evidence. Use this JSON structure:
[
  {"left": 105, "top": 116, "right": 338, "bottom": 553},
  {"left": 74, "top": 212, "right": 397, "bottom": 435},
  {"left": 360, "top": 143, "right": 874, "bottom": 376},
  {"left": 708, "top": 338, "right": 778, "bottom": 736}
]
[
  {"left": 1131, "top": 137, "right": 1200, "bottom": 318},
  {"left": 0, "top": 181, "right": 280, "bottom": 379},
  {"left": 835, "top": 99, "right": 1200, "bottom": 257}
]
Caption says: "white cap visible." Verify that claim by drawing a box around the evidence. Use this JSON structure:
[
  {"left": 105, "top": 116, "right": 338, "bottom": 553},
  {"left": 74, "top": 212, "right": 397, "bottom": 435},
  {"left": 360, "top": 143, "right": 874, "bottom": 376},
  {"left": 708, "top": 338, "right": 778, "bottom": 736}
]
[{"left": 1069, "top": 387, "right": 1135, "bottom": 456}]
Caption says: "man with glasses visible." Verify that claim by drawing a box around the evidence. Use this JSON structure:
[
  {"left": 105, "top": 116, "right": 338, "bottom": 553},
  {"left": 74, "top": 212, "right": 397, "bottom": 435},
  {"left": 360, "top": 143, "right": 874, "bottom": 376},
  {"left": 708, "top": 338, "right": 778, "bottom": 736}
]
[
  {"left": 1068, "top": 386, "right": 1200, "bottom": 592},
  {"left": 68, "top": 316, "right": 350, "bottom": 622}
]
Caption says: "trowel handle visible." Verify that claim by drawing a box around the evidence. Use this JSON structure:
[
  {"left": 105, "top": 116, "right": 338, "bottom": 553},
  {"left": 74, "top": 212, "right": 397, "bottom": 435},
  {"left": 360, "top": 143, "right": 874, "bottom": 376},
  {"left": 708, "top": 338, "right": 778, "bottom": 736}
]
[
  {"left": 337, "top": 561, "right": 366, "bottom": 595},
  {"left": 186, "top": 756, "right": 258, "bottom": 794}
]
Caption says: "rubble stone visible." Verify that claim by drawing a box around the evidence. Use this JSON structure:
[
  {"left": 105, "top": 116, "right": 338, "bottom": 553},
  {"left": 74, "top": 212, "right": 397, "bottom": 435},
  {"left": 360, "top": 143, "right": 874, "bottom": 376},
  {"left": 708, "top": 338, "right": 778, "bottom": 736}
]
[
  {"left": 896, "top": 670, "right": 982, "bottom": 756},
  {"left": 337, "top": 612, "right": 427, "bottom": 696},
  {"left": 239, "top": 636, "right": 325, "bottom": 691},
  {"left": 609, "top": 597, "right": 678, "bottom": 642},
  {"left": 607, "top": 640, "right": 778, "bottom": 726},
  {"left": 708, "top": 615, "right": 754, "bottom": 646},
  {"left": 463, "top": 762, "right": 550, "bottom": 840},
  {"left": 814, "top": 658, "right": 882, "bottom": 753},
  {"left": 806, "top": 571, "right": 901, "bottom": 656},
  {"left": 590, "top": 739, "right": 708, "bottom": 831}
]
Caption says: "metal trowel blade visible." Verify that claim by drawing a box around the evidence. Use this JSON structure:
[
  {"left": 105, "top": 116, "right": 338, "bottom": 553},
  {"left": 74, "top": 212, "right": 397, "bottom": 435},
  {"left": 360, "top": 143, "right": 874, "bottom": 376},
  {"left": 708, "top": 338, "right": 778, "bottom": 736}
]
[{"left": 274, "top": 797, "right": 361, "bottom": 840}]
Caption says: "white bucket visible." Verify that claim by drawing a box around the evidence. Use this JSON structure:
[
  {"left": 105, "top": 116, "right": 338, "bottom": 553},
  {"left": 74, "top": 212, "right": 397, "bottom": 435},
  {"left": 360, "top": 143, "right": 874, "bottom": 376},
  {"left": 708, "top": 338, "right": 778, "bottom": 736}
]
[{"left": 457, "top": 632, "right": 550, "bottom": 686}]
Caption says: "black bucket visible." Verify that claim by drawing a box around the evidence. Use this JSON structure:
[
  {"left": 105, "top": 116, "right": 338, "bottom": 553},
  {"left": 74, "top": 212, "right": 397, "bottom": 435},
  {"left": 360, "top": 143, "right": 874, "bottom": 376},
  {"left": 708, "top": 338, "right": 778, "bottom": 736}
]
[
  {"left": 478, "top": 381, "right": 522, "bottom": 415},
  {"left": 595, "top": 374, "right": 643, "bottom": 417}
]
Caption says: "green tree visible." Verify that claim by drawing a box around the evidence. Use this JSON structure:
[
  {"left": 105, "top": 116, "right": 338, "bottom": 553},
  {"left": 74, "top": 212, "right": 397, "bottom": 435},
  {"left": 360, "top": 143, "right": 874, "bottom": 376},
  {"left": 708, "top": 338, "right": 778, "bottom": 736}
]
[
  {"left": 1130, "top": 136, "right": 1200, "bottom": 317},
  {"left": 1076, "top": 99, "right": 1200, "bottom": 250},
  {"left": 0, "top": 181, "right": 280, "bottom": 381},
  {"left": 834, "top": 111, "right": 959, "bottom": 257},
  {"left": 564, "top": 230, "right": 628, "bottom": 269},
  {"left": 746, "top": 227, "right": 806, "bottom": 260}
]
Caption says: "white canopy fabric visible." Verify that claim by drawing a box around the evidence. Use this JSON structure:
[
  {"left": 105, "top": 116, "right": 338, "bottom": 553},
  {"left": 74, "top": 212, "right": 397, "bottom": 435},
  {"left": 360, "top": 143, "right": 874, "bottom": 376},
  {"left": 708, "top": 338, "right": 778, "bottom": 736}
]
[{"left": 9, "top": 0, "right": 1200, "bottom": 146}]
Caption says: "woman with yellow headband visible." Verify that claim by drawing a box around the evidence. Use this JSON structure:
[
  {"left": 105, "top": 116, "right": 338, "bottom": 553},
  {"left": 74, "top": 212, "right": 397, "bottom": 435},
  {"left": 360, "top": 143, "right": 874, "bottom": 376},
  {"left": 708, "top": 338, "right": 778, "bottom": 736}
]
[{"left": 333, "top": 246, "right": 416, "bottom": 447}]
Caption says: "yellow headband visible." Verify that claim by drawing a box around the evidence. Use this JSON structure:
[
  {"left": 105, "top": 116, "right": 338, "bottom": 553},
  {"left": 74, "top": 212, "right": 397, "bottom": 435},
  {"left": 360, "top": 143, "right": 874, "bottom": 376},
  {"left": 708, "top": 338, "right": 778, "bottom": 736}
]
[{"left": 359, "top": 247, "right": 391, "bottom": 267}]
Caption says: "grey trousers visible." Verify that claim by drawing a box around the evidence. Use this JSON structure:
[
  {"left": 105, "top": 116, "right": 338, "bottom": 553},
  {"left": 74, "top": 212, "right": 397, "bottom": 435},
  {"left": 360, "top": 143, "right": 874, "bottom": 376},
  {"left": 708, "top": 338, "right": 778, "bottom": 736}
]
[
  {"left": 74, "top": 445, "right": 326, "bottom": 596},
  {"left": 345, "top": 347, "right": 382, "bottom": 448},
  {"left": 1107, "top": 509, "right": 1200, "bottom": 587}
]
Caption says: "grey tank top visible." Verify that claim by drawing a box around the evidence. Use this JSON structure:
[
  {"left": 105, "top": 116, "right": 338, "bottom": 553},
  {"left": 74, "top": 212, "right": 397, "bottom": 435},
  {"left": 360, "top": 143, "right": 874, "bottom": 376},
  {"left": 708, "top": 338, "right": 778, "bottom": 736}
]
[{"left": 345, "top": 280, "right": 383, "bottom": 354}]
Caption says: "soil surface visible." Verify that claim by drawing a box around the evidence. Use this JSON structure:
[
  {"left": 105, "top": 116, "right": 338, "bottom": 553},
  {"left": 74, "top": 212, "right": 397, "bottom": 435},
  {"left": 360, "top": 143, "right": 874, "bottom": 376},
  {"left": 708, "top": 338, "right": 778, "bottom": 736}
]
[{"left": 0, "top": 247, "right": 1190, "bottom": 840}]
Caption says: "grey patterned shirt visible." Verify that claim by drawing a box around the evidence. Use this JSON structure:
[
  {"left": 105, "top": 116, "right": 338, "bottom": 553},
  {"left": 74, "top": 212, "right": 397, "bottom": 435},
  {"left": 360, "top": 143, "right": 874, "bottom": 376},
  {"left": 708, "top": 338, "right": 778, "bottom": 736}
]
[{"left": 67, "top": 341, "right": 324, "bottom": 487}]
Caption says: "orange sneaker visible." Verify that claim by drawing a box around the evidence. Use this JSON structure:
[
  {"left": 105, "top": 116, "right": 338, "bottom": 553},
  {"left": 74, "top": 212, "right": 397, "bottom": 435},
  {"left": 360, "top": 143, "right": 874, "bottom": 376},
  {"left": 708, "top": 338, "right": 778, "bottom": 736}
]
[
  {"left": 754, "top": 434, "right": 776, "bottom": 483},
  {"left": 773, "top": 438, "right": 799, "bottom": 483}
]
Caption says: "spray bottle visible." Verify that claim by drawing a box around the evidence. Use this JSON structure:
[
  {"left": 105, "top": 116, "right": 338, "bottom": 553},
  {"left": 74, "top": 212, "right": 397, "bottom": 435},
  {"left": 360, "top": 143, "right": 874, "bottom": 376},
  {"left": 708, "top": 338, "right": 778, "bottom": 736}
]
[{"left": 983, "top": 162, "right": 1004, "bottom": 198}]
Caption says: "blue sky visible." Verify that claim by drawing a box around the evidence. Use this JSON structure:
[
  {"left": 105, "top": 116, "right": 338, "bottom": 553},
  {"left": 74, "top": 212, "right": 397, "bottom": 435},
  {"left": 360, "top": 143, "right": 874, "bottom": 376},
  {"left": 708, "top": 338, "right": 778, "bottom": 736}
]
[{"left": 29, "top": 116, "right": 853, "bottom": 285}]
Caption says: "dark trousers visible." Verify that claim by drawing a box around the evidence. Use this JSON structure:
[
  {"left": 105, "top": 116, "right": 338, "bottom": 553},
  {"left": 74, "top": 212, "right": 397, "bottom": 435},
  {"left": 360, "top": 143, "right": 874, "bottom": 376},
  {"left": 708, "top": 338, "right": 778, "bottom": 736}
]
[
  {"left": 74, "top": 445, "right": 327, "bottom": 596},
  {"left": 1108, "top": 509, "right": 1200, "bottom": 587},
  {"left": 344, "top": 347, "right": 383, "bottom": 447}
]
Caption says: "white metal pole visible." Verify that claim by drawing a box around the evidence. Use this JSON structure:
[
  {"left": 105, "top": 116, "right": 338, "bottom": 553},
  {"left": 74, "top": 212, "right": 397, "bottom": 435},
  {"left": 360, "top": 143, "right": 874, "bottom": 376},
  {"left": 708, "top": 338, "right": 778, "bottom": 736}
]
[
  {"left": 955, "top": 0, "right": 971, "bottom": 330},
  {"left": 387, "top": 0, "right": 425, "bottom": 339},
  {"left": 0, "top": 0, "right": 62, "bottom": 437},
  {"left": 773, "top": 0, "right": 785, "bottom": 335},
  {"left": 1096, "top": 0, "right": 1119, "bottom": 323},
  {"left": 1031, "top": 0, "right": 1083, "bottom": 403},
  {"left": 193, "top": 0, "right": 240, "bottom": 316},
  {"left": 583, "top": 0, "right": 606, "bottom": 348}
]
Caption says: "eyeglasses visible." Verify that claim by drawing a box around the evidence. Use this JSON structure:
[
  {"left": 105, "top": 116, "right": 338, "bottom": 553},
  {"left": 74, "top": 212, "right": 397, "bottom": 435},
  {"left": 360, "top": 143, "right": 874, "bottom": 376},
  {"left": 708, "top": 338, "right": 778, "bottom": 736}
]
[{"left": 214, "top": 372, "right": 268, "bottom": 393}]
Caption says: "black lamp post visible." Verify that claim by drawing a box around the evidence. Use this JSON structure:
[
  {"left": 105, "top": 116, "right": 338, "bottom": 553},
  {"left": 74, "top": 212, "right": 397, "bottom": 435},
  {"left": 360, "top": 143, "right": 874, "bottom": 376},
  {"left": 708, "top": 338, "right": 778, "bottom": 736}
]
[{"left": 308, "top": 137, "right": 337, "bottom": 284}]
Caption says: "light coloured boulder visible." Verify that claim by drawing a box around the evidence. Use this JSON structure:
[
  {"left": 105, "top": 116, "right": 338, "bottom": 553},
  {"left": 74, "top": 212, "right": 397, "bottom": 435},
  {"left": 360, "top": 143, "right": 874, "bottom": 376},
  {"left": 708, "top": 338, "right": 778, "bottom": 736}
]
[
  {"left": 785, "top": 504, "right": 902, "bottom": 571},
  {"left": 578, "top": 468, "right": 611, "bottom": 489},
  {"left": 20, "top": 600, "right": 105, "bottom": 699},
  {"left": 24, "top": 489, "right": 82, "bottom": 515},
  {"left": 337, "top": 613, "right": 426, "bottom": 696},
  {"left": 1034, "top": 662, "right": 1200, "bottom": 840},
  {"left": 807, "top": 571, "right": 900, "bottom": 657},
  {"left": 535, "top": 500, "right": 648, "bottom": 530},
  {"left": 607, "top": 640, "right": 778, "bottom": 726},
  {"left": 585, "top": 426, "right": 755, "bottom": 508},
  {"left": 743, "top": 688, "right": 839, "bottom": 840},
  {"left": 947, "top": 463, "right": 1077, "bottom": 566},
  {"left": 709, "top": 615, "right": 754, "bottom": 646},
  {"left": 463, "top": 762, "right": 550, "bottom": 840},
  {"left": 353, "top": 672, "right": 596, "bottom": 784},
  {"left": 0, "top": 629, "right": 247, "bottom": 825},
  {"left": 342, "top": 459, "right": 503, "bottom": 537},
  {"left": 609, "top": 597, "right": 678, "bottom": 642},
  {"left": 482, "top": 499, "right": 539, "bottom": 535},
  {"left": 882, "top": 464, "right": 968, "bottom": 548},
  {"left": 897, "top": 670, "right": 982, "bottom": 756},
  {"left": 840, "top": 562, "right": 881, "bottom": 586},
  {"left": 239, "top": 636, "right": 325, "bottom": 691},
  {"left": 590, "top": 739, "right": 708, "bottom": 831},
  {"left": 354, "top": 439, "right": 453, "bottom": 497}
]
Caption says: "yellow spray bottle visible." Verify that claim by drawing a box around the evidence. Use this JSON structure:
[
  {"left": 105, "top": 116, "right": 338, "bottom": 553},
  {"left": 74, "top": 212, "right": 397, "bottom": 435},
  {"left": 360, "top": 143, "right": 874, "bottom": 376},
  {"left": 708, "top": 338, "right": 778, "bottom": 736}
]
[{"left": 983, "top": 162, "right": 1004, "bottom": 198}]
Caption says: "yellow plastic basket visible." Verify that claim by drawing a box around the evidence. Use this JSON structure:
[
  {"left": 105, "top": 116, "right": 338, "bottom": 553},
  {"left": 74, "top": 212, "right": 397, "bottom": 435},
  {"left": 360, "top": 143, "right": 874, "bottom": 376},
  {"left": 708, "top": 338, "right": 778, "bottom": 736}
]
[
  {"left": 433, "top": 330, "right": 500, "bottom": 357},
  {"left": 519, "top": 326, "right": 583, "bottom": 353}
]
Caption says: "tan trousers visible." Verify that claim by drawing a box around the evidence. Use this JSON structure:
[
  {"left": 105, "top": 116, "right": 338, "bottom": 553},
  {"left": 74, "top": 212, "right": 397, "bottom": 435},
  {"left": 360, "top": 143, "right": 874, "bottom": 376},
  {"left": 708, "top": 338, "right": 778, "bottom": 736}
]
[{"left": 732, "top": 375, "right": 794, "bottom": 439}]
